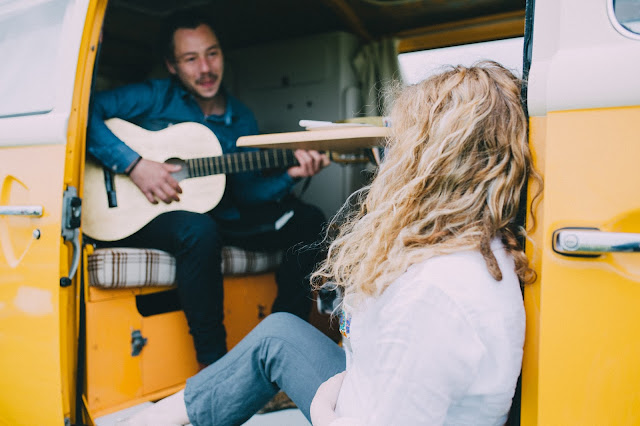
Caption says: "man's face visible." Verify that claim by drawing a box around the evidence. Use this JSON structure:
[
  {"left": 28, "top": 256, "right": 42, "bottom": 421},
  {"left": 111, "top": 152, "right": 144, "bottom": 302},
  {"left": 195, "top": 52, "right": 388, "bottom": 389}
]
[{"left": 166, "top": 24, "right": 224, "bottom": 101}]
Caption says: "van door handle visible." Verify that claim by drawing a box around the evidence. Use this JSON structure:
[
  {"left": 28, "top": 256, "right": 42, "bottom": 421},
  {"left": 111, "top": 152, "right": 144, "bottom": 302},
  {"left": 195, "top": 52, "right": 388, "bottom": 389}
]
[
  {"left": 60, "top": 187, "right": 81, "bottom": 287},
  {"left": 553, "top": 228, "right": 640, "bottom": 256},
  {"left": 0, "top": 205, "right": 43, "bottom": 217}
]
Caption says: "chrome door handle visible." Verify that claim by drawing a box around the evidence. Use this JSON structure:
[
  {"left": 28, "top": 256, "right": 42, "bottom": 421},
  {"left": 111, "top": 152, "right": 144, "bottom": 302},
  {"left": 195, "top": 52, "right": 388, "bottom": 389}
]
[
  {"left": 0, "top": 205, "right": 43, "bottom": 217},
  {"left": 553, "top": 228, "right": 640, "bottom": 256},
  {"left": 60, "top": 186, "right": 81, "bottom": 287}
]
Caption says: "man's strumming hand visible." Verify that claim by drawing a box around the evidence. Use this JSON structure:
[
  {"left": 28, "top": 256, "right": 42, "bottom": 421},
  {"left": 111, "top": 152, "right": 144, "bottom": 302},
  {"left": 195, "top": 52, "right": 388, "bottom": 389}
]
[{"left": 128, "top": 158, "right": 183, "bottom": 204}]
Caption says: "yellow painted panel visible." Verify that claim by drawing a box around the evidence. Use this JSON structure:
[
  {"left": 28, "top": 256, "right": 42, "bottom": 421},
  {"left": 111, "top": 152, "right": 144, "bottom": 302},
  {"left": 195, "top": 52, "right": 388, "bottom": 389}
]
[
  {"left": 223, "top": 273, "right": 278, "bottom": 349},
  {"left": 60, "top": 0, "right": 107, "bottom": 421},
  {"left": 141, "top": 311, "right": 198, "bottom": 394},
  {"left": 86, "top": 296, "right": 144, "bottom": 413},
  {"left": 88, "top": 282, "right": 178, "bottom": 303},
  {"left": 523, "top": 107, "right": 640, "bottom": 424},
  {"left": 521, "top": 115, "right": 546, "bottom": 426},
  {"left": 84, "top": 272, "right": 277, "bottom": 419},
  {"left": 86, "top": 293, "right": 199, "bottom": 419},
  {"left": 0, "top": 145, "right": 66, "bottom": 425}
]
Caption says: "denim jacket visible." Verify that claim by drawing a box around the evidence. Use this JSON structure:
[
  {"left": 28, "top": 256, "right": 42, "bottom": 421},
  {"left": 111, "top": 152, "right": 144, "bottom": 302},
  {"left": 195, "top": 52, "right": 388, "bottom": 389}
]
[{"left": 87, "top": 77, "right": 296, "bottom": 220}]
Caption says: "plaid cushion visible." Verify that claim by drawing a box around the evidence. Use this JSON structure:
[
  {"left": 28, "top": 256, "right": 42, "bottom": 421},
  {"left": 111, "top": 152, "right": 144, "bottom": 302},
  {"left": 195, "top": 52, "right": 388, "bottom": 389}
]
[
  {"left": 88, "top": 246, "right": 282, "bottom": 289},
  {"left": 221, "top": 246, "right": 282, "bottom": 276}
]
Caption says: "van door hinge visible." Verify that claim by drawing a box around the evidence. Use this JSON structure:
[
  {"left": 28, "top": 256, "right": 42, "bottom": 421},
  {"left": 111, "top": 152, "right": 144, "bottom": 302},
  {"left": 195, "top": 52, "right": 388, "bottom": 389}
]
[{"left": 61, "top": 186, "right": 82, "bottom": 287}]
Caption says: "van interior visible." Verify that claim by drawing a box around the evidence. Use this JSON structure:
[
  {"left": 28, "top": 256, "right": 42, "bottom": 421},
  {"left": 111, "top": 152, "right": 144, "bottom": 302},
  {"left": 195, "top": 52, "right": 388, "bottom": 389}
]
[{"left": 84, "top": 0, "right": 527, "bottom": 422}]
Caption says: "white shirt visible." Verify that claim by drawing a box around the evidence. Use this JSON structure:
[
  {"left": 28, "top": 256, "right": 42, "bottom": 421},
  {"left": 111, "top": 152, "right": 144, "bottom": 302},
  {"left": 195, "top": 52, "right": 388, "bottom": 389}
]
[{"left": 332, "top": 239, "right": 525, "bottom": 425}]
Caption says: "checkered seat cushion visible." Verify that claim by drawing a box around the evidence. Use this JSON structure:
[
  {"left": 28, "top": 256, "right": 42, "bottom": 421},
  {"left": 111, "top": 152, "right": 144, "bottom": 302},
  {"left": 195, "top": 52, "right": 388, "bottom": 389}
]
[{"left": 88, "top": 246, "right": 283, "bottom": 289}]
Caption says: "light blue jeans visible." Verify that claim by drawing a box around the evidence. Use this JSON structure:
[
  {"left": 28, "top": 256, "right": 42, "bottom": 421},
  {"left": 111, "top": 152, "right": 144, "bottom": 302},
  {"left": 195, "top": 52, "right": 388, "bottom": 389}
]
[{"left": 184, "top": 313, "right": 347, "bottom": 426}]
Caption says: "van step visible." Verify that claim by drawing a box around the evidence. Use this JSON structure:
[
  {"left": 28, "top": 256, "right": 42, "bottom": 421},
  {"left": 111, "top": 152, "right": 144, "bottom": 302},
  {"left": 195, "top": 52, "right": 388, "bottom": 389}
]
[{"left": 94, "top": 402, "right": 309, "bottom": 425}]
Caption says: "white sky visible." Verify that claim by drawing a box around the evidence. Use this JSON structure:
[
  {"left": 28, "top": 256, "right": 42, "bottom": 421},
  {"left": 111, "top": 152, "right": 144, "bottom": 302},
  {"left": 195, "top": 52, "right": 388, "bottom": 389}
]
[{"left": 398, "top": 37, "right": 525, "bottom": 85}]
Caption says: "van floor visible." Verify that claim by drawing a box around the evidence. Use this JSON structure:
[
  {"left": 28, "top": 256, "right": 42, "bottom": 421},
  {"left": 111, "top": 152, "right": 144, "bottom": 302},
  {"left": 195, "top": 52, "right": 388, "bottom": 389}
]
[{"left": 94, "top": 402, "right": 310, "bottom": 425}]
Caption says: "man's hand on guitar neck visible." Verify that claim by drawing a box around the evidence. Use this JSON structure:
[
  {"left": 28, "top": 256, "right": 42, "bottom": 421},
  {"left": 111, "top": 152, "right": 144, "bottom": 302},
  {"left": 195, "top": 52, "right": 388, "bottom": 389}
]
[
  {"left": 287, "top": 149, "right": 330, "bottom": 179},
  {"left": 128, "top": 158, "right": 183, "bottom": 204}
]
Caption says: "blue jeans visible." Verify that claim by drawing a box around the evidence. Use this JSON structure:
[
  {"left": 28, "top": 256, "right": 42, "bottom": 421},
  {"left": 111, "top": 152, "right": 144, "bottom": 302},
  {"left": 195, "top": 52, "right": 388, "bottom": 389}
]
[{"left": 184, "top": 313, "right": 346, "bottom": 426}]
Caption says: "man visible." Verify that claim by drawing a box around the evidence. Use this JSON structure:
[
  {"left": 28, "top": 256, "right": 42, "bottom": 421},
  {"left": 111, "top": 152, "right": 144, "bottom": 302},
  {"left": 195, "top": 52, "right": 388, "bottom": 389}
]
[{"left": 87, "top": 12, "right": 329, "bottom": 368}]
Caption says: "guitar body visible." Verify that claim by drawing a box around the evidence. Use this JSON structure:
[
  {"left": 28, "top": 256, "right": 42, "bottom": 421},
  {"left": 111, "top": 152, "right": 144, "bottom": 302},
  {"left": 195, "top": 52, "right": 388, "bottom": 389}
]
[{"left": 83, "top": 118, "right": 226, "bottom": 241}]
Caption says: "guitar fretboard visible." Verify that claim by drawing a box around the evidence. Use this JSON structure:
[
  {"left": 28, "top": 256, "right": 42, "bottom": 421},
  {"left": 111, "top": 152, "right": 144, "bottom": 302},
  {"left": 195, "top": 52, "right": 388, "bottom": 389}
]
[{"left": 186, "top": 149, "right": 298, "bottom": 177}]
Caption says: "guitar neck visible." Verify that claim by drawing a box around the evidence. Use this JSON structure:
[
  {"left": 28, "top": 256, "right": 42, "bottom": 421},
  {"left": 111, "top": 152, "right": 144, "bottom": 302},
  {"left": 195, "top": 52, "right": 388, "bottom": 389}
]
[{"left": 187, "top": 149, "right": 298, "bottom": 178}]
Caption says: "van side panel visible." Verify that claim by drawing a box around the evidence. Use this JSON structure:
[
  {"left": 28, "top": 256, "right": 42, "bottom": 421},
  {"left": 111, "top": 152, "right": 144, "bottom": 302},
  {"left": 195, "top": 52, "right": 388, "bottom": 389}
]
[
  {"left": 521, "top": 115, "right": 545, "bottom": 426},
  {"left": 0, "top": 145, "right": 67, "bottom": 424},
  {"left": 0, "top": 0, "right": 99, "bottom": 423},
  {"left": 524, "top": 107, "right": 640, "bottom": 424},
  {"left": 523, "top": 0, "right": 640, "bottom": 422}
]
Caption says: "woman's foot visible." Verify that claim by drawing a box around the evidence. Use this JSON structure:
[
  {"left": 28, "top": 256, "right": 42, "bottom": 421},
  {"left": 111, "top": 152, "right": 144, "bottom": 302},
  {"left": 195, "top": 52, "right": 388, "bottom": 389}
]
[{"left": 117, "top": 390, "right": 190, "bottom": 426}]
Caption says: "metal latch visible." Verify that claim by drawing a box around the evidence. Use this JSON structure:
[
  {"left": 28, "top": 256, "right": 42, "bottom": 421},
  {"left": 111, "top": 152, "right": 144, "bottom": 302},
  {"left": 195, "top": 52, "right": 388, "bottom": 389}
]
[
  {"left": 131, "top": 330, "right": 147, "bottom": 356},
  {"left": 60, "top": 186, "right": 81, "bottom": 287}
]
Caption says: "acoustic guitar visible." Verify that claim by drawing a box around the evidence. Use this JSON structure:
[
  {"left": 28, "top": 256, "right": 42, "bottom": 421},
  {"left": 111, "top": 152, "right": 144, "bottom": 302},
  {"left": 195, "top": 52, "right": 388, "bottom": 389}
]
[{"left": 83, "top": 118, "right": 300, "bottom": 241}]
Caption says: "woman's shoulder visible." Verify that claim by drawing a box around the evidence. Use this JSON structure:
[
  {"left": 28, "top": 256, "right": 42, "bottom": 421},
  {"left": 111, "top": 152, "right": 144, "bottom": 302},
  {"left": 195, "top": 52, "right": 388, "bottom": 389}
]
[
  {"left": 386, "top": 239, "right": 521, "bottom": 316},
  {"left": 416, "top": 239, "right": 514, "bottom": 286}
]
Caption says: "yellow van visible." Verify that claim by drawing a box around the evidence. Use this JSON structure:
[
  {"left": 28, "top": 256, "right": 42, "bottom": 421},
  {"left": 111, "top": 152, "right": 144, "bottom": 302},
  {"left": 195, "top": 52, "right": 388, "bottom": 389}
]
[{"left": 1, "top": 0, "right": 639, "bottom": 424}]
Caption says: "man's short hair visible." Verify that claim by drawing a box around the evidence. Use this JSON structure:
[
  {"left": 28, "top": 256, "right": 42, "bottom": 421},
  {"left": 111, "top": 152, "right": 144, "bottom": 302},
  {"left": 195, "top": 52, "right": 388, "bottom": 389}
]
[{"left": 161, "top": 10, "right": 217, "bottom": 63}]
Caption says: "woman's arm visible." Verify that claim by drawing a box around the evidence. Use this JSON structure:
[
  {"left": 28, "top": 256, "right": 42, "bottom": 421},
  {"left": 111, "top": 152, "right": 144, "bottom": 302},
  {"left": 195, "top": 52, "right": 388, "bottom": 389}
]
[{"left": 331, "top": 284, "right": 486, "bottom": 425}]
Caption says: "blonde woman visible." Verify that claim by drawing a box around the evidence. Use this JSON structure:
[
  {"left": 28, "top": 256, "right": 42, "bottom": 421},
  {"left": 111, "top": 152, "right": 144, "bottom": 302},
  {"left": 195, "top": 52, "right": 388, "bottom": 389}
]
[{"left": 123, "top": 61, "right": 540, "bottom": 426}]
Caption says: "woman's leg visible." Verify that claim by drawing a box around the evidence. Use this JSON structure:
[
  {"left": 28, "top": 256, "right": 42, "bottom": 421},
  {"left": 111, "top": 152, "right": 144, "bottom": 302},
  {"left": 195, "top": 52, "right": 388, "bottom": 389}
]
[{"left": 185, "top": 312, "right": 346, "bottom": 426}]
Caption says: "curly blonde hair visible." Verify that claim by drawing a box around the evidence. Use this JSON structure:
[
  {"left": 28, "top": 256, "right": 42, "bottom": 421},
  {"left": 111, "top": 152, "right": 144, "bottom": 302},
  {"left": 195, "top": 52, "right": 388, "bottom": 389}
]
[{"left": 312, "top": 61, "right": 542, "bottom": 309}]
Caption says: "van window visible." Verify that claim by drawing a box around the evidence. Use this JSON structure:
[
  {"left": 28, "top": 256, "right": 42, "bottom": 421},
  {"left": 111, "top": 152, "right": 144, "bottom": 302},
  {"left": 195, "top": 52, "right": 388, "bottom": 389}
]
[
  {"left": 0, "top": 0, "right": 71, "bottom": 118},
  {"left": 612, "top": 0, "right": 640, "bottom": 36},
  {"left": 398, "top": 37, "right": 524, "bottom": 84}
]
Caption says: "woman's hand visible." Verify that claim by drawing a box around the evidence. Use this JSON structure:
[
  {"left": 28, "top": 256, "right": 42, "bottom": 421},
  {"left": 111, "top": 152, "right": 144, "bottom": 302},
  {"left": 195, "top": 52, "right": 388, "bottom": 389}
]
[{"left": 310, "top": 371, "right": 346, "bottom": 426}]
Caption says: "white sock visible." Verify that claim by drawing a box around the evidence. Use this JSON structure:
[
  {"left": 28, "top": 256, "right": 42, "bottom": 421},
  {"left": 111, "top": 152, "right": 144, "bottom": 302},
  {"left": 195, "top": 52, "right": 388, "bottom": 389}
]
[{"left": 117, "top": 390, "right": 190, "bottom": 426}]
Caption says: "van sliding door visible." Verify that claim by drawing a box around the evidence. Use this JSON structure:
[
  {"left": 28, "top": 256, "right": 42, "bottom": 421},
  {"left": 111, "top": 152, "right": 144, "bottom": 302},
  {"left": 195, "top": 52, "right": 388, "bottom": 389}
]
[
  {"left": 522, "top": 0, "right": 640, "bottom": 423},
  {"left": 0, "top": 0, "right": 100, "bottom": 424}
]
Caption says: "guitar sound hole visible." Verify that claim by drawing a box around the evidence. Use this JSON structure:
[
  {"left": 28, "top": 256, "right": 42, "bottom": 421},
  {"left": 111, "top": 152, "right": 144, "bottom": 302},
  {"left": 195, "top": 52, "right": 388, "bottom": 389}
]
[{"left": 166, "top": 157, "right": 189, "bottom": 181}]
